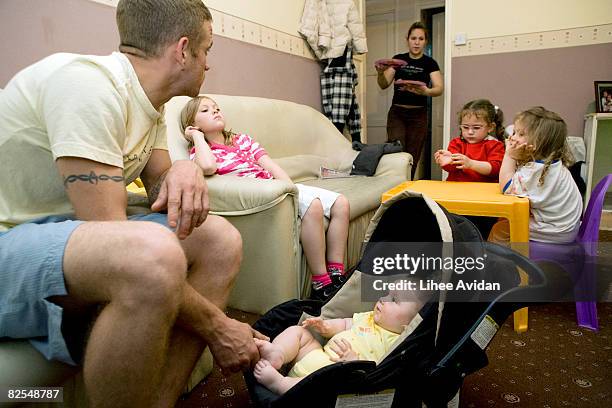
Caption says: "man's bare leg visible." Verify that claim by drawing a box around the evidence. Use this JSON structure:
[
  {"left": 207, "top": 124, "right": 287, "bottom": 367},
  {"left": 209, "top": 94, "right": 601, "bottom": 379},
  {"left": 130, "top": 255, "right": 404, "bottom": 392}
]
[
  {"left": 154, "top": 215, "right": 243, "bottom": 407},
  {"left": 61, "top": 221, "right": 188, "bottom": 408},
  {"left": 61, "top": 216, "right": 256, "bottom": 407}
]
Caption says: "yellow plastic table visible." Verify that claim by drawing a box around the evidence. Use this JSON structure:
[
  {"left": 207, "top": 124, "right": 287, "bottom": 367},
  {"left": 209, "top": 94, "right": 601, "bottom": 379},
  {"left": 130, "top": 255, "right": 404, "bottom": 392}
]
[{"left": 382, "top": 180, "right": 530, "bottom": 333}]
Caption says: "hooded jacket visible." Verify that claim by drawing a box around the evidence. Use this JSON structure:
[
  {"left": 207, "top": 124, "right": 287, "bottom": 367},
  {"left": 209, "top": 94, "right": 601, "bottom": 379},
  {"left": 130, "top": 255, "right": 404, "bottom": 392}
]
[{"left": 299, "top": 0, "right": 368, "bottom": 60}]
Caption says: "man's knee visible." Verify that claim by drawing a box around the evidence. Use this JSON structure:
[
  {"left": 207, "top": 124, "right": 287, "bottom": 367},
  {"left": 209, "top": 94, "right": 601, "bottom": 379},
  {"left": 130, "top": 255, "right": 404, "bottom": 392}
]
[
  {"left": 120, "top": 223, "right": 187, "bottom": 309},
  {"left": 191, "top": 215, "right": 242, "bottom": 268},
  {"left": 63, "top": 221, "right": 187, "bottom": 309},
  {"left": 218, "top": 217, "right": 242, "bottom": 259}
]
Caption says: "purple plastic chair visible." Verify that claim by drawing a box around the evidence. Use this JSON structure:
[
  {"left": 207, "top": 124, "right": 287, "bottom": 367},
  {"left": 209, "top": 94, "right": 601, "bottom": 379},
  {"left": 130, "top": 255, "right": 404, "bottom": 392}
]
[{"left": 530, "top": 173, "right": 612, "bottom": 331}]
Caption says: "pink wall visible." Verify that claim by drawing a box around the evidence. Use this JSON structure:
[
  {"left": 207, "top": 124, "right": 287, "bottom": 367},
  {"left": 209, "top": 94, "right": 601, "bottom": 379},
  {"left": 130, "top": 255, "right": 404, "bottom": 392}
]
[
  {"left": 203, "top": 36, "right": 322, "bottom": 110},
  {"left": 451, "top": 43, "right": 612, "bottom": 137},
  {"left": 0, "top": 0, "right": 321, "bottom": 110},
  {"left": 0, "top": 0, "right": 119, "bottom": 86}
]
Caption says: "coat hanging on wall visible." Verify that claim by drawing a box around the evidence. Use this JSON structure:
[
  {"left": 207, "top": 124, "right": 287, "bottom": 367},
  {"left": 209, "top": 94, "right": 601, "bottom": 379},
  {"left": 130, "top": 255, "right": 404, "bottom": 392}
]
[
  {"left": 321, "top": 46, "right": 362, "bottom": 143},
  {"left": 299, "top": 0, "right": 368, "bottom": 144},
  {"left": 299, "top": 0, "right": 368, "bottom": 60}
]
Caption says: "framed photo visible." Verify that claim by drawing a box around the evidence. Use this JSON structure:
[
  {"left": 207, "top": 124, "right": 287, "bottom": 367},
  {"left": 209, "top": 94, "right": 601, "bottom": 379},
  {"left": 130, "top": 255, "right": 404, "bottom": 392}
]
[{"left": 594, "top": 81, "right": 612, "bottom": 113}]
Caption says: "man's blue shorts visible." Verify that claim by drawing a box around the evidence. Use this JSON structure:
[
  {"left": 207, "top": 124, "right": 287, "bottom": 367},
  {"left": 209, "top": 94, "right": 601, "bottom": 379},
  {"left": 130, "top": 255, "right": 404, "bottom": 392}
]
[{"left": 0, "top": 212, "right": 169, "bottom": 365}]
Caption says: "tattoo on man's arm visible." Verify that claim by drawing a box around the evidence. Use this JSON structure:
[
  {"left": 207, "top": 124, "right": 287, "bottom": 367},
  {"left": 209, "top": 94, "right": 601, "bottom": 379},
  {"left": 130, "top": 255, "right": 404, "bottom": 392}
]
[{"left": 63, "top": 171, "right": 125, "bottom": 188}]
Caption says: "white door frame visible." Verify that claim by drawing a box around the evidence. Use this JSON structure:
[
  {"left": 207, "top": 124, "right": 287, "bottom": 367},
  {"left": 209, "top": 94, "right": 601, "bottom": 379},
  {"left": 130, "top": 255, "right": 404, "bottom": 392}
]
[
  {"left": 355, "top": 0, "right": 368, "bottom": 141},
  {"left": 413, "top": 0, "right": 452, "bottom": 155},
  {"left": 443, "top": 1, "right": 452, "bottom": 154},
  {"left": 364, "top": 8, "right": 398, "bottom": 145}
]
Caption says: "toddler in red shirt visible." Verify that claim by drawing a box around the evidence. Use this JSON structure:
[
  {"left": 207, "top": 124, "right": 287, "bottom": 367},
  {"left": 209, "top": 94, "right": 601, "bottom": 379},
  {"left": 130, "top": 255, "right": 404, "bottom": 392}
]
[{"left": 435, "top": 99, "right": 505, "bottom": 182}]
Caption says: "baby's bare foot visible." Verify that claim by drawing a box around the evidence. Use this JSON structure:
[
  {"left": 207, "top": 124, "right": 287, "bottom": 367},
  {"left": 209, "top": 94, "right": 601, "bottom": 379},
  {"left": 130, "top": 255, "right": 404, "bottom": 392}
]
[
  {"left": 254, "top": 359, "right": 300, "bottom": 395},
  {"left": 254, "top": 360, "right": 284, "bottom": 390},
  {"left": 254, "top": 338, "right": 284, "bottom": 370}
]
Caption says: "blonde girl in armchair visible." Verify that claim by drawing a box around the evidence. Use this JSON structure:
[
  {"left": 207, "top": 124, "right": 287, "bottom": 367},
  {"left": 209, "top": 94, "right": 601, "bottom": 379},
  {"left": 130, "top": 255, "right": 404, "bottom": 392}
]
[{"left": 180, "top": 96, "right": 351, "bottom": 301}]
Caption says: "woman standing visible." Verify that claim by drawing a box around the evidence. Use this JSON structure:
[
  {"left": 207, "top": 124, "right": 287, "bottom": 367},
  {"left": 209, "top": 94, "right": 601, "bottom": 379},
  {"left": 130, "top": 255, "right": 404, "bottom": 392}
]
[{"left": 376, "top": 22, "right": 444, "bottom": 179}]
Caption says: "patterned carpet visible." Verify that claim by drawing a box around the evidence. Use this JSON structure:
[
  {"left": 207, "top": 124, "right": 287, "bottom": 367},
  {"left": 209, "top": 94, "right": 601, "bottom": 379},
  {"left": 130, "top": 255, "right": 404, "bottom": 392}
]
[
  {"left": 176, "top": 231, "right": 612, "bottom": 407},
  {"left": 177, "top": 309, "right": 259, "bottom": 408},
  {"left": 175, "top": 304, "right": 611, "bottom": 408},
  {"left": 461, "top": 302, "right": 612, "bottom": 407}
]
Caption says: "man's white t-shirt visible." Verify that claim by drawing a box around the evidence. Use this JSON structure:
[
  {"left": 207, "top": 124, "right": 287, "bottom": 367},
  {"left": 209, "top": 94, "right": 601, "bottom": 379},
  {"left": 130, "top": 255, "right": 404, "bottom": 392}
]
[
  {"left": 0, "top": 52, "right": 167, "bottom": 231},
  {"left": 503, "top": 160, "right": 583, "bottom": 243}
]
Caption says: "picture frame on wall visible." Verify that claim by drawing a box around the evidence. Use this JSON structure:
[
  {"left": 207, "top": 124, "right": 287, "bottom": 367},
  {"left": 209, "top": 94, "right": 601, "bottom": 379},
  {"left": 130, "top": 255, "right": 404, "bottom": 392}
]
[{"left": 594, "top": 81, "right": 612, "bottom": 113}]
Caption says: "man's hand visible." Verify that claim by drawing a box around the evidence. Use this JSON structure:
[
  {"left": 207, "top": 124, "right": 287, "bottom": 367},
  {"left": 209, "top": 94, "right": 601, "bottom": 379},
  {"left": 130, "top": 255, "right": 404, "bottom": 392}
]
[
  {"left": 206, "top": 316, "right": 269, "bottom": 374},
  {"left": 329, "top": 339, "right": 359, "bottom": 362},
  {"left": 150, "top": 160, "right": 208, "bottom": 239}
]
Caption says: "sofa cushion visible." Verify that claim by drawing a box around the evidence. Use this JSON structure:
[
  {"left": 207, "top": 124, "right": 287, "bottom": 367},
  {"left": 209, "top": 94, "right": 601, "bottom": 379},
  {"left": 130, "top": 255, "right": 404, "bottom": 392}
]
[{"left": 274, "top": 154, "right": 332, "bottom": 183}]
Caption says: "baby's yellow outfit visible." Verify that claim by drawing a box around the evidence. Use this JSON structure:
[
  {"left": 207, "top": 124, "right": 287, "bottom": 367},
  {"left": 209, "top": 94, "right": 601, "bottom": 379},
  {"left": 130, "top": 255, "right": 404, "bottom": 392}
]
[{"left": 288, "top": 312, "right": 399, "bottom": 378}]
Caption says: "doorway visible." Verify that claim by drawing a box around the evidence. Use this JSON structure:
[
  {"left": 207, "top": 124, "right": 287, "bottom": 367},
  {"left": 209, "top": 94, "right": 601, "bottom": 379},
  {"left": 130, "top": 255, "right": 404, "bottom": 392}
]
[
  {"left": 423, "top": 7, "right": 445, "bottom": 180},
  {"left": 364, "top": 11, "right": 396, "bottom": 145},
  {"left": 365, "top": 1, "right": 446, "bottom": 180}
]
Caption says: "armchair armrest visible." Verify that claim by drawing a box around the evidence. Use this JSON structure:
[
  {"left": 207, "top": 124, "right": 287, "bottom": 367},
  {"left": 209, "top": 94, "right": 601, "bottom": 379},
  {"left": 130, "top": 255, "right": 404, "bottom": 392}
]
[
  {"left": 206, "top": 175, "right": 298, "bottom": 216},
  {"left": 125, "top": 175, "right": 298, "bottom": 217}
]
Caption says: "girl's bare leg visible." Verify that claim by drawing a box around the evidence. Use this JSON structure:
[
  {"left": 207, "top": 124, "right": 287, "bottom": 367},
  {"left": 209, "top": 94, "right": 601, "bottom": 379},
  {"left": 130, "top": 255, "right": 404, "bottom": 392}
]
[
  {"left": 300, "top": 199, "right": 327, "bottom": 276},
  {"left": 325, "top": 195, "right": 350, "bottom": 263}
]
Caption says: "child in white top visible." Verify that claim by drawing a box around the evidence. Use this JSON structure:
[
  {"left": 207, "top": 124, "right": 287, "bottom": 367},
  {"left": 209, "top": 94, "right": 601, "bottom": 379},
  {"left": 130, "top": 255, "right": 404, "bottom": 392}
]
[
  {"left": 490, "top": 107, "right": 583, "bottom": 243},
  {"left": 180, "top": 96, "right": 350, "bottom": 300}
]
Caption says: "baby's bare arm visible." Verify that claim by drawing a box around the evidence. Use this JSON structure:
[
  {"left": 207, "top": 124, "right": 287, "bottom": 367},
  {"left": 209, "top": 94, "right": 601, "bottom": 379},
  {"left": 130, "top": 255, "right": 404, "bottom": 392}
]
[{"left": 302, "top": 317, "right": 353, "bottom": 338}]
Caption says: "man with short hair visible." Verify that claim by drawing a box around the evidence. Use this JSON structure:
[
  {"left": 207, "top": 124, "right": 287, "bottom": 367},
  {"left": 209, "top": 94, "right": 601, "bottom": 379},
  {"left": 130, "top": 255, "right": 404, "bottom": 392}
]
[{"left": 0, "top": 1, "right": 264, "bottom": 406}]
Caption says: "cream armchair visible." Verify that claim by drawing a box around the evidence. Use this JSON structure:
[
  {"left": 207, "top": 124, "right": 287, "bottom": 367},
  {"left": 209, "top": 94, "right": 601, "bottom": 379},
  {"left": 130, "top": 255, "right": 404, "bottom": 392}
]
[{"left": 164, "top": 94, "right": 412, "bottom": 314}]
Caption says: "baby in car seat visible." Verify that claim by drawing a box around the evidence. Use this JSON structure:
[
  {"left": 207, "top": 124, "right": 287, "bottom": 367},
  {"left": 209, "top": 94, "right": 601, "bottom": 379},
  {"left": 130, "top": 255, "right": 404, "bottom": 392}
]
[{"left": 253, "top": 285, "right": 432, "bottom": 395}]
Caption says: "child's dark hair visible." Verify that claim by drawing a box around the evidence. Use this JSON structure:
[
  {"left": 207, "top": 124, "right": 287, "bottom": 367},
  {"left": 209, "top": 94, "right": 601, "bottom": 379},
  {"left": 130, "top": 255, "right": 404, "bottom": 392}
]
[
  {"left": 514, "top": 106, "right": 573, "bottom": 185},
  {"left": 458, "top": 99, "right": 505, "bottom": 141},
  {"left": 179, "top": 95, "right": 235, "bottom": 147}
]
